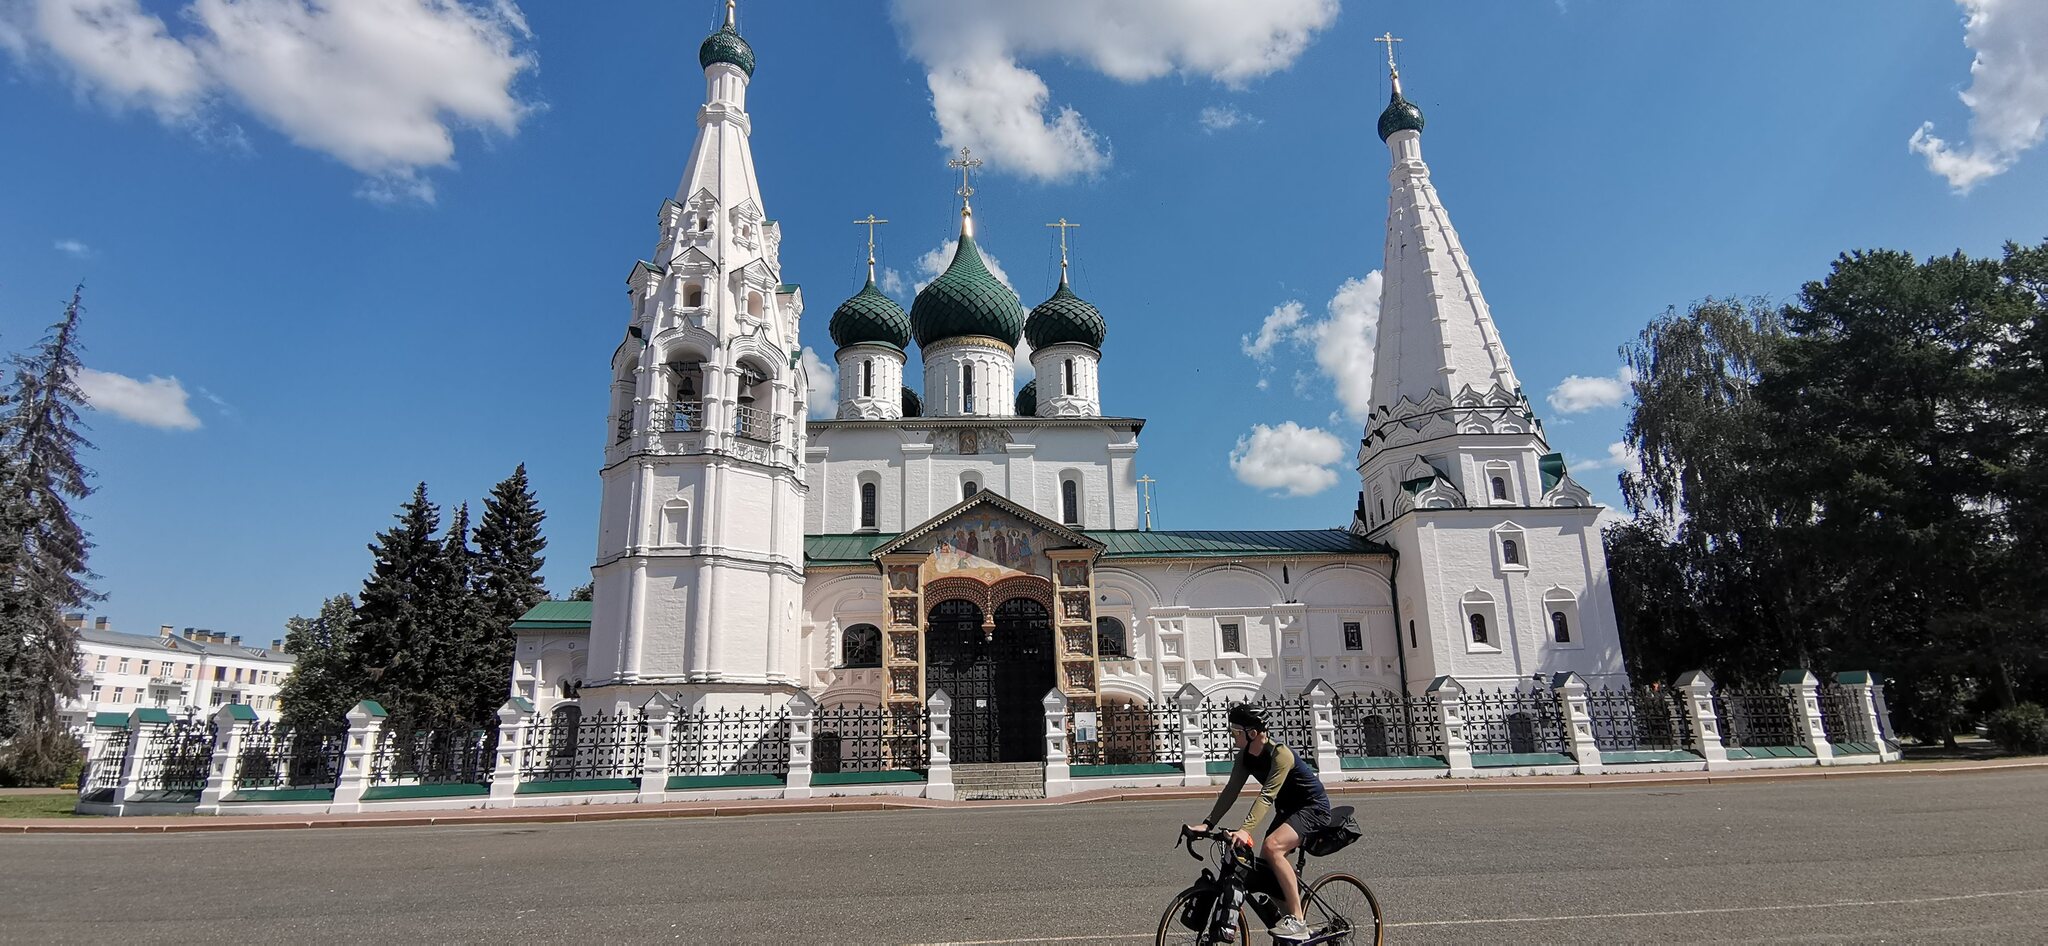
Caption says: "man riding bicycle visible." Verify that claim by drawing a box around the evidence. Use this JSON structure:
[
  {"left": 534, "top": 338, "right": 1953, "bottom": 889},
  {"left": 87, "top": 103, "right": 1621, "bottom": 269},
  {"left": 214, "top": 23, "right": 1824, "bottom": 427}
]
[{"left": 1185, "top": 704, "right": 1333, "bottom": 942}]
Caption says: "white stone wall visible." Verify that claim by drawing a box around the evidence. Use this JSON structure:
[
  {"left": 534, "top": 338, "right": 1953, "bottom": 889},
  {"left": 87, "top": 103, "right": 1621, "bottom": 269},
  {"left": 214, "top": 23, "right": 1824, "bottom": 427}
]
[
  {"left": 921, "top": 340, "right": 1016, "bottom": 418},
  {"left": 836, "top": 344, "right": 905, "bottom": 419},
  {"left": 804, "top": 421, "right": 1139, "bottom": 533},
  {"left": 1029, "top": 343, "right": 1101, "bottom": 417}
]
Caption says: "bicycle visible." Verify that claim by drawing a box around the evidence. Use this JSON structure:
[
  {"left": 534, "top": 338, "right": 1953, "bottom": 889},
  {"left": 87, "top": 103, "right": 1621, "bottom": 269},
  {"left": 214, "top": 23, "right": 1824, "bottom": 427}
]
[{"left": 1157, "top": 807, "right": 1383, "bottom": 946}]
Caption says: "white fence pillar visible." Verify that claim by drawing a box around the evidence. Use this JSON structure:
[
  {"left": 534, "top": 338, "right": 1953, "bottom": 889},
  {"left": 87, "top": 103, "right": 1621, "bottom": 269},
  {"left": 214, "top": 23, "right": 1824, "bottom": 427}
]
[
  {"left": 331, "top": 700, "right": 389, "bottom": 812},
  {"left": 1676, "top": 670, "right": 1731, "bottom": 769},
  {"left": 639, "top": 693, "right": 676, "bottom": 803},
  {"left": 1551, "top": 672, "right": 1603, "bottom": 775},
  {"left": 1780, "top": 669, "right": 1835, "bottom": 764},
  {"left": 489, "top": 698, "right": 533, "bottom": 806},
  {"left": 1304, "top": 679, "right": 1342, "bottom": 774},
  {"left": 784, "top": 691, "right": 815, "bottom": 800},
  {"left": 1425, "top": 676, "right": 1473, "bottom": 777},
  {"left": 1175, "top": 683, "right": 1208, "bottom": 788},
  {"left": 197, "top": 704, "right": 258, "bottom": 813},
  {"left": 1043, "top": 689, "right": 1072, "bottom": 797},
  {"left": 111, "top": 712, "right": 166, "bottom": 814},
  {"left": 926, "top": 690, "right": 954, "bottom": 801}
]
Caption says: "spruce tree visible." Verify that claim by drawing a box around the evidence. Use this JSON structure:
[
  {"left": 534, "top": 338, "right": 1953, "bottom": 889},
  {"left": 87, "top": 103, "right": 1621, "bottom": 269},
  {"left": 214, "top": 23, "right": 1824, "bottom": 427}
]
[
  {"left": 436, "top": 502, "right": 498, "bottom": 727},
  {"left": 276, "top": 594, "right": 358, "bottom": 731},
  {"left": 347, "top": 484, "right": 444, "bottom": 728},
  {"left": 0, "top": 288, "right": 96, "bottom": 784},
  {"left": 473, "top": 464, "right": 548, "bottom": 718}
]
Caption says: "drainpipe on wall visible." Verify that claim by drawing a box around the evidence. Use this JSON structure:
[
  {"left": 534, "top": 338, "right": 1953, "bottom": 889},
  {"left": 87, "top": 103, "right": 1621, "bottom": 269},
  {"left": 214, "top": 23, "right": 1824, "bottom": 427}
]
[{"left": 1386, "top": 550, "right": 1415, "bottom": 749}]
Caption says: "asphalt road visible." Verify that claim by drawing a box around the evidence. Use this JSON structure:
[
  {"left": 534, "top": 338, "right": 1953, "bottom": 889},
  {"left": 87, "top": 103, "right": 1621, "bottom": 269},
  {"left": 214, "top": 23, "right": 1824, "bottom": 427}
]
[{"left": 4, "top": 770, "right": 2046, "bottom": 944}]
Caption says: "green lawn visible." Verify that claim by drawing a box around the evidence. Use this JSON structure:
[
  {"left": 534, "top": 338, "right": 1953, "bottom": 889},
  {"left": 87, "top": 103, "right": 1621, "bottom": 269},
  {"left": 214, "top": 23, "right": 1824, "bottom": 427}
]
[{"left": 0, "top": 792, "right": 82, "bottom": 818}]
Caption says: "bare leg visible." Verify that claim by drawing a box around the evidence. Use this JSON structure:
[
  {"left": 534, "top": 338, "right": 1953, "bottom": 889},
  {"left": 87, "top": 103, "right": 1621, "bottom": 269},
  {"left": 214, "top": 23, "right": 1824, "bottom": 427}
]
[{"left": 1261, "top": 822, "right": 1305, "bottom": 920}]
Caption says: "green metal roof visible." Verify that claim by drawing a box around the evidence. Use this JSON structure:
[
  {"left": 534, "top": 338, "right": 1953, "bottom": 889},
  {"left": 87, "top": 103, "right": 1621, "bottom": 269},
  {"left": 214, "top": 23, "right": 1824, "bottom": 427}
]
[
  {"left": 829, "top": 277, "right": 912, "bottom": 350},
  {"left": 807, "top": 533, "right": 898, "bottom": 566},
  {"left": 1540, "top": 452, "right": 1567, "bottom": 492},
  {"left": 910, "top": 232, "right": 1024, "bottom": 348},
  {"left": 1025, "top": 277, "right": 1106, "bottom": 350},
  {"left": 1086, "top": 530, "right": 1392, "bottom": 558},
  {"left": 1378, "top": 86, "right": 1425, "bottom": 141},
  {"left": 699, "top": 23, "right": 755, "bottom": 77},
  {"left": 1014, "top": 378, "right": 1038, "bottom": 416},
  {"left": 901, "top": 386, "right": 923, "bottom": 417},
  {"left": 92, "top": 712, "right": 128, "bottom": 728},
  {"left": 512, "top": 600, "right": 594, "bottom": 629}
]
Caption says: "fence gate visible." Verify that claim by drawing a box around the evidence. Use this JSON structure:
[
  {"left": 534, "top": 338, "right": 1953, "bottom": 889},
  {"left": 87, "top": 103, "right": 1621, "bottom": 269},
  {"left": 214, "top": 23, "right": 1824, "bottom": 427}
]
[{"left": 925, "top": 598, "right": 1054, "bottom": 764}]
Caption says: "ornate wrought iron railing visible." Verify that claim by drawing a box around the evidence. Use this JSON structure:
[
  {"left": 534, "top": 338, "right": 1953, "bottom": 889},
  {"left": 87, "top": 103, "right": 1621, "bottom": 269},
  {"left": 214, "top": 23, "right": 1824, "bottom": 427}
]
[
  {"left": 1199, "top": 696, "right": 1320, "bottom": 768},
  {"left": 669, "top": 706, "right": 791, "bottom": 777},
  {"left": 522, "top": 708, "right": 646, "bottom": 782},
  {"left": 236, "top": 722, "right": 347, "bottom": 790},
  {"left": 79, "top": 729, "right": 131, "bottom": 802},
  {"left": 1817, "top": 684, "right": 1876, "bottom": 745},
  {"left": 1714, "top": 686, "right": 1802, "bottom": 749},
  {"left": 1067, "top": 701, "right": 1184, "bottom": 766},
  {"left": 732, "top": 403, "right": 774, "bottom": 442},
  {"left": 372, "top": 727, "right": 497, "bottom": 786},
  {"left": 134, "top": 717, "right": 218, "bottom": 796},
  {"left": 814, "top": 703, "right": 927, "bottom": 773},
  {"left": 1587, "top": 686, "right": 1696, "bottom": 753},
  {"left": 648, "top": 399, "right": 705, "bottom": 433},
  {"left": 615, "top": 408, "right": 632, "bottom": 444},
  {"left": 1332, "top": 691, "right": 1442, "bottom": 758},
  {"left": 1462, "top": 687, "right": 1569, "bottom": 756}
]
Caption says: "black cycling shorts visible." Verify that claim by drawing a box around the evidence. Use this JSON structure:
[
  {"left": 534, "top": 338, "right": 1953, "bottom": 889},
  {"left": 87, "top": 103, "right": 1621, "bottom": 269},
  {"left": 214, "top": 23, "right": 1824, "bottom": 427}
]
[{"left": 1275, "top": 805, "right": 1334, "bottom": 840}]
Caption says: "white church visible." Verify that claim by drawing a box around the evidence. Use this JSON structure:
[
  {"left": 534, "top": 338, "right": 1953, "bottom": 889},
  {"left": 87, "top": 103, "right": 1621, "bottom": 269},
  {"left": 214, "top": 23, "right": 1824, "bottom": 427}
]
[{"left": 511, "top": 5, "right": 1625, "bottom": 766}]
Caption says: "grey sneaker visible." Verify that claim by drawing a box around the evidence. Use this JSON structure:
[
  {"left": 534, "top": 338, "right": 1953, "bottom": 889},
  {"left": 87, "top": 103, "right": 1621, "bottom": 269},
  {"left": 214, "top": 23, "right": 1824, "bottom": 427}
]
[{"left": 1271, "top": 915, "right": 1312, "bottom": 941}]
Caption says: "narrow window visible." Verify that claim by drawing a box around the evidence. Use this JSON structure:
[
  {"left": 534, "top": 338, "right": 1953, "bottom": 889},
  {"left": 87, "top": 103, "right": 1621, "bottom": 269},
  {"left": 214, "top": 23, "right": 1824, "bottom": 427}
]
[
  {"left": 1491, "top": 476, "right": 1507, "bottom": 501},
  {"left": 1469, "top": 613, "right": 1489, "bottom": 645},
  {"left": 1220, "top": 621, "right": 1243, "bottom": 654},
  {"left": 1063, "top": 358, "right": 1076, "bottom": 396},
  {"left": 1343, "top": 621, "right": 1363, "bottom": 651},
  {"left": 1551, "top": 611, "right": 1571, "bottom": 643},
  {"left": 1061, "top": 479, "right": 1079, "bottom": 525},
  {"left": 1408, "top": 620, "right": 1416, "bottom": 649},
  {"left": 962, "top": 363, "right": 976, "bottom": 412},
  {"left": 1502, "top": 538, "right": 1520, "bottom": 566},
  {"left": 963, "top": 481, "right": 979, "bottom": 499},
  {"left": 860, "top": 482, "right": 878, "bottom": 530},
  {"left": 861, "top": 359, "right": 873, "bottom": 398},
  {"left": 1096, "top": 617, "right": 1127, "bottom": 658}
]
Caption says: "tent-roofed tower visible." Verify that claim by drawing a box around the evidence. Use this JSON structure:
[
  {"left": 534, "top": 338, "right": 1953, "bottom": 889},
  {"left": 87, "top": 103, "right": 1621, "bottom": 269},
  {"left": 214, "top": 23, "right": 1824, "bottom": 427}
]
[
  {"left": 1352, "top": 38, "right": 1623, "bottom": 691},
  {"left": 585, "top": 0, "right": 807, "bottom": 710}
]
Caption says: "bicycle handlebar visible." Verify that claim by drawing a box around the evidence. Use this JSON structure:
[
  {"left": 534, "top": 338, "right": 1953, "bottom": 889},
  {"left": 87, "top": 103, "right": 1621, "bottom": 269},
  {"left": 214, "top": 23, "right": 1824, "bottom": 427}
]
[{"left": 1178, "top": 824, "right": 1235, "bottom": 860}]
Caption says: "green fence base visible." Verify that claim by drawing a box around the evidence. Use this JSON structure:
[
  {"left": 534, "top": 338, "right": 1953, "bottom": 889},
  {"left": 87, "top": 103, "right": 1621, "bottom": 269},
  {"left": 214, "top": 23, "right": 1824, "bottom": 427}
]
[
  {"left": 1723, "top": 746, "right": 1816, "bottom": 761},
  {"left": 666, "top": 773, "right": 787, "bottom": 790},
  {"left": 1598, "top": 750, "right": 1702, "bottom": 765},
  {"left": 1339, "top": 755, "right": 1449, "bottom": 770},
  {"left": 1071, "top": 763, "right": 1182, "bottom": 778},
  {"left": 515, "top": 778, "right": 639, "bottom": 796},
  {"left": 811, "top": 769, "right": 924, "bottom": 786},
  {"left": 361, "top": 783, "right": 491, "bottom": 801},
  {"left": 225, "top": 787, "right": 337, "bottom": 803},
  {"left": 1471, "top": 752, "right": 1576, "bottom": 768}
]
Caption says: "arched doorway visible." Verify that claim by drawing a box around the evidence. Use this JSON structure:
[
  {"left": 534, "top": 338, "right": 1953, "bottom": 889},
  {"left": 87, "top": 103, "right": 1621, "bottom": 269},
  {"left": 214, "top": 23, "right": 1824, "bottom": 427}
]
[{"left": 925, "top": 596, "right": 1055, "bottom": 763}]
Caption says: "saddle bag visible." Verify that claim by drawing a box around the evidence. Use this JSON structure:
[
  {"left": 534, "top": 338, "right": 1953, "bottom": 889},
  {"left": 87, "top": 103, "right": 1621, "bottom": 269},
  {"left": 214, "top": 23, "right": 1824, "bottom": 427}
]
[{"left": 1302, "top": 805, "right": 1363, "bottom": 857}]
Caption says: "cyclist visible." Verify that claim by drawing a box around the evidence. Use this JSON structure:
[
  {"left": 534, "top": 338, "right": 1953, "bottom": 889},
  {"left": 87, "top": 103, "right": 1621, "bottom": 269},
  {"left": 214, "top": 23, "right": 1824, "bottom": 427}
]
[{"left": 1185, "top": 704, "right": 1333, "bottom": 942}]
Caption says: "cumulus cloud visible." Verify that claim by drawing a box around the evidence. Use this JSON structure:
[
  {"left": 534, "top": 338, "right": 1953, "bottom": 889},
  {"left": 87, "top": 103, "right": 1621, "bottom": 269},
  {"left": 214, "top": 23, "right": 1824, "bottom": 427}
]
[
  {"left": 1242, "top": 273, "right": 1384, "bottom": 424},
  {"left": 889, "top": 0, "right": 1338, "bottom": 180},
  {"left": 1909, "top": 0, "right": 2048, "bottom": 192},
  {"left": 73, "top": 366, "right": 201, "bottom": 430},
  {"left": 53, "top": 238, "right": 91, "bottom": 257},
  {"left": 800, "top": 347, "right": 836, "bottom": 420},
  {"left": 1571, "top": 441, "right": 1643, "bottom": 475},
  {"left": 878, "top": 267, "right": 907, "bottom": 297},
  {"left": 1229, "top": 422, "right": 1346, "bottom": 497},
  {"left": 1546, "top": 367, "right": 1635, "bottom": 414},
  {"left": 2, "top": 0, "right": 538, "bottom": 202},
  {"left": 1198, "top": 104, "right": 1256, "bottom": 133}
]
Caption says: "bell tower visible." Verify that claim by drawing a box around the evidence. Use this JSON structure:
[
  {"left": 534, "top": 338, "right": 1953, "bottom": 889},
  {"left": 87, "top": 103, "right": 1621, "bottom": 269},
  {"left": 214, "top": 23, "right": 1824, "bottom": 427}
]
[{"left": 585, "top": 1, "right": 808, "bottom": 708}]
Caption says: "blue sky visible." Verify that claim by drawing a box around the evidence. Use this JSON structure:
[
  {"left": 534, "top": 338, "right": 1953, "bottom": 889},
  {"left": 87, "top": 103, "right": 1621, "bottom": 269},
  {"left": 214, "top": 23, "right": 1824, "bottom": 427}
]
[{"left": 2, "top": 0, "right": 2043, "bottom": 640}]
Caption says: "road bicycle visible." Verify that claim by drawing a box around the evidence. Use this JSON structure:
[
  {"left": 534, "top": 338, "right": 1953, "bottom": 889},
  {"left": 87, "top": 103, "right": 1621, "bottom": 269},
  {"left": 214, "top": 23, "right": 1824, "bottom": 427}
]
[{"left": 1157, "top": 810, "right": 1383, "bottom": 946}]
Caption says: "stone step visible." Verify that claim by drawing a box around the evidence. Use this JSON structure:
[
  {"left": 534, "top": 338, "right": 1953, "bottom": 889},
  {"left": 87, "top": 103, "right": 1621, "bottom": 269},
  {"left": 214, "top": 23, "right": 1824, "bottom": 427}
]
[{"left": 951, "top": 762, "right": 1047, "bottom": 800}]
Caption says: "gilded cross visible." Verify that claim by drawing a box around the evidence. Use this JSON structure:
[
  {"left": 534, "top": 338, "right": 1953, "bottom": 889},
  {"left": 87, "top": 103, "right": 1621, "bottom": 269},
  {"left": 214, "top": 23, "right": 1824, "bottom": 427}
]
[
  {"left": 1374, "top": 32, "right": 1403, "bottom": 73},
  {"left": 853, "top": 214, "right": 889, "bottom": 266},
  {"left": 1045, "top": 217, "right": 1081, "bottom": 272},
  {"left": 1137, "top": 475, "right": 1157, "bottom": 532},
  {"left": 948, "top": 147, "right": 983, "bottom": 204}
]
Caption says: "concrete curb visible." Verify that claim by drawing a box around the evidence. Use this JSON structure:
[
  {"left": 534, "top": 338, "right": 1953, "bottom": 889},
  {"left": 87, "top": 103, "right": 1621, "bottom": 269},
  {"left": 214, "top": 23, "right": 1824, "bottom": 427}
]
[{"left": 6, "top": 758, "right": 2043, "bottom": 835}]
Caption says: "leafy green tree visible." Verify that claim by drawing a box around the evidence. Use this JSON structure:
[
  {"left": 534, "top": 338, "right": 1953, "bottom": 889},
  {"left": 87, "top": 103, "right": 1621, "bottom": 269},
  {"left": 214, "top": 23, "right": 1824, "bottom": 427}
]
[
  {"left": 0, "top": 288, "right": 96, "bottom": 784},
  {"left": 276, "top": 594, "right": 358, "bottom": 731},
  {"left": 568, "top": 582, "right": 594, "bottom": 602}
]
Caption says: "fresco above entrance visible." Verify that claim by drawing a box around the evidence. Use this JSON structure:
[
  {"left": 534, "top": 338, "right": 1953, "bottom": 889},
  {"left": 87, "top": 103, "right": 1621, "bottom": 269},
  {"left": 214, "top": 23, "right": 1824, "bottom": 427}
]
[{"left": 917, "top": 513, "right": 1054, "bottom": 581}]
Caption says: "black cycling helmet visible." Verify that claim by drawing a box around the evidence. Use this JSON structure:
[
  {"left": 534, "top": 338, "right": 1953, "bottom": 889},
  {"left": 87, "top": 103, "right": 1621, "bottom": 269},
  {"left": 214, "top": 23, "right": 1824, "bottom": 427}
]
[{"left": 1226, "top": 703, "right": 1267, "bottom": 732}]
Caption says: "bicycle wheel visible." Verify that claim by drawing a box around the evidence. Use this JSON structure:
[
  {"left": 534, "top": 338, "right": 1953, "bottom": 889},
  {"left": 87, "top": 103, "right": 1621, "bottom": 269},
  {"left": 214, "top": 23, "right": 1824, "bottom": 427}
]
[
  {"left": 1304, "top": 873, "right": 1383, "bottom": 946},
  {"left": 1156, "top": 889, "right": 1250, "bottom": 946}
]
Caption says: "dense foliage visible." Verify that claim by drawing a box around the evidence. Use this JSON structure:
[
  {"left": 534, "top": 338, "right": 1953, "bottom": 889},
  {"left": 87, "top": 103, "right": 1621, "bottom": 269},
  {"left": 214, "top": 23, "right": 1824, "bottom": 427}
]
[{"left": 1607, "top": 241, "right": 2048, "bottom": 744}]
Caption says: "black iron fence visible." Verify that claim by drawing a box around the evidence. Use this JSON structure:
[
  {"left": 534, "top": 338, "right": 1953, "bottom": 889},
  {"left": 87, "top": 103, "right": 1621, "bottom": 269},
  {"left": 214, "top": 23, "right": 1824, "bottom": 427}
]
[
  {"left": 372, "top": 727, "right": 497, "bottom": 786},
  {"left": 1333, "top": 691, "right": 1443, "bottom": 758},
  {"left": 523, "top": 707, "right": 645, "bottom": 782},
  {"left": 1067, "top": 701, "right": 1184, "bottom": 766},
  {"left": 669, "top": 706, "right": 791, "bottom": 777},
  {"left": 79, "top": 729, "right": 130, "bottom": 802},
  {"left": 1198, "top": 696, "right": 1319, "bottom": 768},
  {"left": 1462, "top": 687, "right": 1569, "bottom": 756},
  {"left": 134, "top": 718, "right": 218, "bottom": 797},
  {"left": 815, "top": 703, "right": 927, "bottom": 773},
  {"left": 1714, "top": 686, "right": 1802, "bottom": 749},
  {"left": 1587, "top": 686, "right": 1696, "bottom": 753},
  {"left": 236, "top": 722, "right": 347, "bottom": 790},
  {"left": 1817, "top": 684, "right": 1876, "bottom": 745}
]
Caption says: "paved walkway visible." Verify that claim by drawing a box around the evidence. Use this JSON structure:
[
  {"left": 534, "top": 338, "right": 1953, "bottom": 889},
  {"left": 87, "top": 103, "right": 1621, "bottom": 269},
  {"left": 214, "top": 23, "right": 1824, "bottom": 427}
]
[{"left": 6, "top": 756, "right": 2041, "bottom": 834}]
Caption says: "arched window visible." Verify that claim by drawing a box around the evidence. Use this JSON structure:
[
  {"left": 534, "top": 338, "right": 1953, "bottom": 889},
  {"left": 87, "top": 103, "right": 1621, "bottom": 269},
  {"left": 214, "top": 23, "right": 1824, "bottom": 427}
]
[
  {"left": 1551, "top": 611, "right": 1571, "bottom": 643},
  {"left": 962, "top": 363, "right": 976, "bottom": 412},
  {"left": 1096, "top": 617, "right": 1127, "bottom": 658},
  {"left": 1063, "top": 358, "right": 1076, "bottom": 396},
  {"left": 1469, "top": 613, "right": 1489, "bottom": 645},
  {"left": 861, "top": 359, "right": 873, "bottom": 397},
  {"left": 859, "top": 481, "right": 878, "bottom": 530},
  {"left": 1491, "top": 476, "right": 1508, "bottom": 501},
  {"left": 1502, "top": 539, "right": 1520, "bottom": 565},
  {"left": 841, "top": 624, "right": 881, "bottom": 668},
  {"left": 1061, "top": 479, "right": 1080, "bottom": 525},
  {"left": 963, "top": 481, "right": 979, "bottom": 499}
]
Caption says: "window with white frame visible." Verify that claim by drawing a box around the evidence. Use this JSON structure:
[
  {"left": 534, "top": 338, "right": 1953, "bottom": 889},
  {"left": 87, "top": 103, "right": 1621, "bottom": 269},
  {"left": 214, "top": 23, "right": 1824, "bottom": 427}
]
[
  {"left": 1543, "top": 588, "right": 1581, "bottom": 647},
  {"left": 841, "top": 624, "right": 881, "bottom": 668},
  {"left": 962, "top": 363, "right": 976, "bottom": 412},
  {"left": 1462, "top": 591, "right": 1500, "bottom": 651},
  {"left": 1096, "top": 617, "right": 1128, "bottom": 658},
  {"left": 859, "top": 480, "right": 879, "bottom": 530},
  {"left": 1063, "top": 358, "right": 1076, "bottom": 396},
  {"left": 861, "top": 359, "right": 873, "bottom": 397},
  {"left": 1342, "top": 621, "right": 1363, "bottom": 651},
  {"left": 1061, "top": 479, "right": 1080, "bottom": 525},
  {"left": 1486, "top": 461, "right": 1515, "bottom": 504},
  {"left": 1219, "top": 620, "right": 1244, "bottom": 654},
  {"left": 1496, "top": 525, "right": 1528, "bottom": 570}
]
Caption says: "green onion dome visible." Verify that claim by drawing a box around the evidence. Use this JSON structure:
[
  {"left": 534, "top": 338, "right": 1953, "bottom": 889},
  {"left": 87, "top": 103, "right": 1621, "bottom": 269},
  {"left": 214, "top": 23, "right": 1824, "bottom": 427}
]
[
  {"left": 909, "top": 233, "right": 1024, "bottom": 348},
  {"left": 901, "top": 386, "right": 923, "bottom": 418},
  {"left": 699, "top": 22, "right": 755, "bottom": 77},
  {"left": 1377, "top": 86, "right": 1424, "bottom": 142},
  {"left": 828, "top": 278, "right": 911, "bottom": 351},
  {"left": 1015, "top": 379, "right": 1037, "bottom": 416},
  {"left": 1024, "top": 277, "right": 1106, "bottom": 350}
]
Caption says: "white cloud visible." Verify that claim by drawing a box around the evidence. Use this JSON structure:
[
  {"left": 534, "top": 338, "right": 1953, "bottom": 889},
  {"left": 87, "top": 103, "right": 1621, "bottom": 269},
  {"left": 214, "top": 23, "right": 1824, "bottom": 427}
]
[
  {"left": 1229, "top": 421, "right": 1345, "bottom": 497},
  {"left": 890, "top": 0, "right": 1338, "bottom": 181},
  {"left": 879, "top": 267, "right": 907, "bottom": 297},
  {"left": 1242, "top": 273, "right": 1383, "bottom": 424},
  {"left": 1198, "top": 104, "right": 1256, "bottom": 133},
  {"left": 1571, "top": 441, "right": 1643, "bottom": 475},
  {"left": 73, "top": 367, "right": 201, "bottom": 430},
  {"left": 3, "top": 0, "right": 538, "bottom": 202},
  {"left": 913, "top": 238, "right": 1016, "bottom": 295},
  {"left": 1910, "top": 0, "right": 2048, "bottom": 192},
  {"left": 53, "top": 238, "right": 91, "bottom": 257},
  {"left": 1013, "top": 336, "right": 1035, "bottom": 383},
  {"left": 800, "top": 347, "right": 836, "bottom": 420},
  {"left": 1546, "top": 367, "right": 1635, "bottom": 414}
]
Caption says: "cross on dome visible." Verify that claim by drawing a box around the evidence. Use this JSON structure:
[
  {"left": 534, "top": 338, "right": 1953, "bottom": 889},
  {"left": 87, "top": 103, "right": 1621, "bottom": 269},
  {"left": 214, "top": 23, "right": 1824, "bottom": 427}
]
[
  {"left": 1045, "top": 217, "right": 1081, "bottom": 278},
  {"left": 854, "top": 214, "right": 889, "bottom": 279}
]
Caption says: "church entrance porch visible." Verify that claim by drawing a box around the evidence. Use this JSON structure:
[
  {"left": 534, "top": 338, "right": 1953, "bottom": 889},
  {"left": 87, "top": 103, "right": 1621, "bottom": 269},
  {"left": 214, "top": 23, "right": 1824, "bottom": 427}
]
[{"left": 925, "top": 598, "right": 1055, "bottom": 764}]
